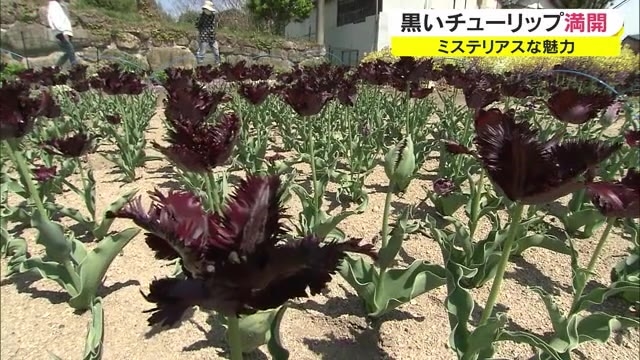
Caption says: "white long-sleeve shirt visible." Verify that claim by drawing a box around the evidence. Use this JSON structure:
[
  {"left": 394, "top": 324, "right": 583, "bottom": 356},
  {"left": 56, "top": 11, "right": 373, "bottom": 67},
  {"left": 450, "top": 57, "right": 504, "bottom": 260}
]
[{"left": 47, "top": 1, "right": 73, "bottom": 37}]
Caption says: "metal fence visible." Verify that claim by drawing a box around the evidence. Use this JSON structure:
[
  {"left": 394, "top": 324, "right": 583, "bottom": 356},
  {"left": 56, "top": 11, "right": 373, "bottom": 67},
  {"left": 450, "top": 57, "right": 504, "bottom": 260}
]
[
  {"left": 326, "top": 46, "right": 360, "bottom": 66},
  {"left": 0, "top": 30, "right": 152, "bottom": 71},
  {"left": 285, "top": 27, "right": 361, "bottom": 66},
  {"left": 285, "top": 27, "right": 318, "bottom": 42}
]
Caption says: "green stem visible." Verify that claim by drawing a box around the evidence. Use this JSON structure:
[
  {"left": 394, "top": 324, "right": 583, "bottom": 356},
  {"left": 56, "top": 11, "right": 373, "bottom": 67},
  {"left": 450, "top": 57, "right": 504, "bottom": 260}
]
[
  {"left": 226, "top": 315, "right": 243, "bottom": 360},
  {"left": 6, "top": 139, "right": 82, "bottom": 290},
  {"left": 5, "top": 139, "right": 47, "bottom": 216},
  {"left": 479, "top": 202, "right": 525, "bottom": 326},
  {"left": 380, "top": 183, "right": 394, "bottom": 250},
  {"left": 346, "top": 110, "right": 353, "bottom": 165},
  {"left": 75, "top": 157, "right": 94, "bottom": 221},
  {"left": 573, "top": 188, "right": 586, "bottom": 212},
  {"left": 570, "top": 217, "right": 616, "bottom": 313},
  {"left": 375, "top": 181, "right": 396, "bottom": 303},
  {"left": 405, "top": 85, "right": 411, "bottom": 134},
  {"left": 468, "top": 170, "right": 485, "bottom": 240},
  {"left": 75, "top": 158, "right": 87, "bottom": 191},
  {"left": 204, "top": 172, "right": 217, "bottom": 214},
  {"left": 63, "top": 258, "right": 81, "bottom": 291},
  {"left": 614, "top": 151, "right": 632, "bottom": 178},
  {"left": 307, "top": 122, "right": 319, "bottom": 209}
]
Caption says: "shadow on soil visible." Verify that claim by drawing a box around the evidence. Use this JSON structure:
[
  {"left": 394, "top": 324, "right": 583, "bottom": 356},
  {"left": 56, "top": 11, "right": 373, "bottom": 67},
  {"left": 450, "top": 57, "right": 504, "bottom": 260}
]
[
  {"left": 297, "top": 284, "right": 425, "bottom": 322},
  {"left": 0, "top": 271, "right": 139, "bottom": 307},
  {"left": 302, "top": 323, "right": 396, "bottom": 360},
  {"left": 505, "top": 256, "right": 573, "bottom": 296},
  {"left": 182, "top": 312, "right": 269, "bottom": 359},
  {"left": 295, "top": 284, "right": 424, "bottom": 359}
]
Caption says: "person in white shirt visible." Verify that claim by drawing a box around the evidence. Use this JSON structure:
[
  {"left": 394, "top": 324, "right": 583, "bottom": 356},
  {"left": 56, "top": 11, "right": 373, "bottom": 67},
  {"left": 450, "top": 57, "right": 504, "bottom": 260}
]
[{"left": 47, "top": 0, "right": 78, "bottom": 67}]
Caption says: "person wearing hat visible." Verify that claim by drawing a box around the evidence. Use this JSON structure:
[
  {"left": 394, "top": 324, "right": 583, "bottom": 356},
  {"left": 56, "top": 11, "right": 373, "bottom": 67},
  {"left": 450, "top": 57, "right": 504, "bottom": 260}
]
[{"left": 195, "top": 1, "right": 221, "bottom": 65}]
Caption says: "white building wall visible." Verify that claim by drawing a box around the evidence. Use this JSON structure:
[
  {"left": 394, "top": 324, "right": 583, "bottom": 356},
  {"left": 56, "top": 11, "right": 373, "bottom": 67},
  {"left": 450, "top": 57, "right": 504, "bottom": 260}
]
[
  {"left": 284, "top": 0, "right": 562, "bottom": 63},
  {"left": 376, "top": 0, "right": 504, "bottom": 51},
  {"left": 284, "top": 0, "right": 378, "bottom": 64}
]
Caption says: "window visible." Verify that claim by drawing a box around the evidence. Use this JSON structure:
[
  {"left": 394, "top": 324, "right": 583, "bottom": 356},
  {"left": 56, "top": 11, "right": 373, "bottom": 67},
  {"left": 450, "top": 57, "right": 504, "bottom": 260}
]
[{"left": 337, "top": 0, "right": 382, "bottom": 27}]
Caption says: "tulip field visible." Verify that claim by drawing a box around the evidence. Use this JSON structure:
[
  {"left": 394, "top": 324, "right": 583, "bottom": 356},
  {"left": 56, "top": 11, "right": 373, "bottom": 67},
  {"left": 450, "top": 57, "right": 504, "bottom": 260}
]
[{"left": 1, "top": 59, "right": 639, "bottom": 360}]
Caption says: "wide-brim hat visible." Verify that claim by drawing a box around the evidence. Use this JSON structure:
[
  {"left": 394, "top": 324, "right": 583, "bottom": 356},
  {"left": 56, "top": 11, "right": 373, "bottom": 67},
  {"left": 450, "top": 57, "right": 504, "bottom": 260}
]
[{"left": 202, "top": 1, "right": 216, "bottom": 12}]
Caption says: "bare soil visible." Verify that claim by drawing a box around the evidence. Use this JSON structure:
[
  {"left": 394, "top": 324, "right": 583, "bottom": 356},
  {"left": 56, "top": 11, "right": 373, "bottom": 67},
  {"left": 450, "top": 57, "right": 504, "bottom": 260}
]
[{"left": 1, "top": 98, "right": 639, "bottom": 360}]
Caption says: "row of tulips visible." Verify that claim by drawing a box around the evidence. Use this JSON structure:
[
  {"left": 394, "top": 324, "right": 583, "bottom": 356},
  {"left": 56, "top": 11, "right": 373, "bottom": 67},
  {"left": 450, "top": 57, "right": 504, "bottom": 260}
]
[{"left": 1, "top": 58, "right": 639, "bottom": 360}]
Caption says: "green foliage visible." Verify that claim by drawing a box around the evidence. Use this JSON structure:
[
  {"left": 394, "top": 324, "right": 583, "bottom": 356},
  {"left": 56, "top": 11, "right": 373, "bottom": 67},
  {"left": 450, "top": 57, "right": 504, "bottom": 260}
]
[
  {"left": 548, "top": 0, "right": 613, "bottom": 8},
  {"left": 361, "top": 46, "right": 640, "bottom": 88},
  {"left": 177, "top": 10, "right": 199, "bottom": 25},
  {"left": 0, "top": 62, "right": 26, "bottom": 81},
  {"left": 2, "top": 52, "right": 639, "bottom": 360},
  {"left": 104, "top": 52, "right": 148, "bottom": 73},
  {"left": 340, "top": 210, "right": 447, "bottom": 318},
  {"left": 610, "top": 238, "right": 640, "bottom": 306},
  {"left": 215, "top": 306, "right": 289, "bottom": 358},
  {"left": 78, "top": 0, "right": 137, "bottom": 13},
  {"left": 246, "top": 0, "right": 314, "bottom": 33}
]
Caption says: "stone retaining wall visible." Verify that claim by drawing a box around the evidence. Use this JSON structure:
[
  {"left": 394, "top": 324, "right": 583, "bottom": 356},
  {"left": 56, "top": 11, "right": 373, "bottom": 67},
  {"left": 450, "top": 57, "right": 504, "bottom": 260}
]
[{"left": 0, "top": 11, "right": 325, "bottom": 71}]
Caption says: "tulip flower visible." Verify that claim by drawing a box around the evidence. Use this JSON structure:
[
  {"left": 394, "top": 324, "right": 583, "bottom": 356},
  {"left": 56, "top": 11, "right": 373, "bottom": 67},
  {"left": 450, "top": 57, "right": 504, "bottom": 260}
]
[
  {"left": 474, "top": 108, "right": 620, "bottom": 204},
  {"left": 238, "top": 81, "right": 271, "bottom": 105},
  {"left": 43, "top": 132, "right": 95, "bottom": 158},
  {"left": 152, "top": 112, "right": 240, "bottom": 172},
  {"left": 546, "top": 88, "right": 615, "bottom": 124},
  {"left": 107, "top": 174, "right": 377, "bottom": 326},
  {"left": 587, "top": 168, "right": 639, "bottom": 219}
]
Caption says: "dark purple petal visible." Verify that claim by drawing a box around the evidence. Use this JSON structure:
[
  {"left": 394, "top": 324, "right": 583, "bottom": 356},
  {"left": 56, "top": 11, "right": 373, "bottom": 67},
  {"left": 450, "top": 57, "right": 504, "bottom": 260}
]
[
  {"left": 38, "top": 91, "right": 61, "bottom": 118},
  {"left": 221, "top": 60, "right": 250, "bottom": 82},
  {"left": 624, "top": 130, "right": 640, "bottom": 148},
  {"left": 621, "top": 168, "right": 640, "bottom": 190},
  {"left": 281, "top": 82, "right": 332, "bottom": 117},
  {"left": 238, "top": 82, "right": 271, "bottom": 105},
  {"left": 97, "top": 64, "right": 146, "bottom": 96},
  {"left": 408, "top": 84, "right": 434, "bottom": 99},
  {"left": 43, "top": 132, "right": 95, "bottom": 158},
  {"left": 241, "top": 236, "right": 377, "bottom": 312},
  {"left": 212, "top": 175, "right": 287, "bottom": 255},
  {"left": 164, "top": 84, "right": 226, "bottom": 125},
  {"left": 106, "top": 191, "right": 213, "bottom": 275},
  {"left": 587, "top": 169, "right": 640, "bottom": 219},
  {"left": 474, "top": 109, "right": 620, "bottom": 204},
  {"left": 154, "top": 112, "right": 240, "bottom": 172},
  {"left": 0, "top": 81, "right": 41, "bottom": 140},
  {"left": 336, "top": 81, "right": 358, "bottom": 106},
  {"left": 105, "top": 114, "right": 121, "bottom": 125},
  {"left": 433, "top": 178, "right": 456, "bottom": 196},
  {"left": 463, "top": 86, "right": 500, "bottom": 110},
  {"left": 142, "top": 278, "right": 209, "bottom": 327},
  {"left": 546, "top": 88, "right": 615, "bottom": 124},
  {"left": 443, "top": 140, "right": 473, "bottom": 155},
  {"left": 32, "top": 165, "right": 57, "bottom": 183},
  {"left": 499, "top": 73, "right": 535, "bottom": 98},
  {"left": 474, "top": 108, "right": 514, "bottom": 131}
]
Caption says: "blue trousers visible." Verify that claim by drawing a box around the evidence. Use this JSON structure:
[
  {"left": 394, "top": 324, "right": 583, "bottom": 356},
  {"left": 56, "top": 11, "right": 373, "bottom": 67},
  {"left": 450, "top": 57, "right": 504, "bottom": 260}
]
[
  {"left": 55, "top": 34, "right": 78, "bottom": 67},
  {"left": 196, "top": 36, "right": 221, "bottom": 64}
]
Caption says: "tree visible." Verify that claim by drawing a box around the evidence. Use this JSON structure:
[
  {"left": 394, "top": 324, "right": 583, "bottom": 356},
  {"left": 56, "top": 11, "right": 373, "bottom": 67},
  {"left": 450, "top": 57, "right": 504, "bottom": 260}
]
[
  {"left": 246, "top": 0, "right": 314, "bottom": 34},
  {"left": 169, "top": 0, "right": 248, "bottom": 16},
  {"left": 498, "top": 0, "right": 613, "bottom": 8},
  {"left": 549, "top": 0, "right": 613, "bottom": 7}
]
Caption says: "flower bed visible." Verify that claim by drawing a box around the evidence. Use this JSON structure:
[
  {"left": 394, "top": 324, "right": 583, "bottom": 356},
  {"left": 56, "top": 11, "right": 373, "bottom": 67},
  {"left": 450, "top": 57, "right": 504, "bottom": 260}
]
[{"left": 1, "top": 59, "right": 638, "bottom": 360}]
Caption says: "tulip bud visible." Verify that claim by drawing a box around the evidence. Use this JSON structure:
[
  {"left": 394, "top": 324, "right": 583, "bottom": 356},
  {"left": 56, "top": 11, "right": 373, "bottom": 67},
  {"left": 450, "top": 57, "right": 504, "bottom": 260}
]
[{"left": 384, "top": 135, "right": 416, "bottom": 193}]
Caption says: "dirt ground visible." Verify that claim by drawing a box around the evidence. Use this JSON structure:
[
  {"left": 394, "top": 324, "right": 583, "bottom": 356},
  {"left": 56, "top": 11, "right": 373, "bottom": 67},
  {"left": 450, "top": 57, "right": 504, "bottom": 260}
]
[{"left": 1, "top": 98, "right": 639, "bottom": 360}]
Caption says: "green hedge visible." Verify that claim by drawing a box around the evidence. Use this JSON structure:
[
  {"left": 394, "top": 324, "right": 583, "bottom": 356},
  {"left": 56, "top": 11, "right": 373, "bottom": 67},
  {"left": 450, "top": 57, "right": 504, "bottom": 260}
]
[{"left": 361, "top": 46, "right": 640, "bottom": 89}]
